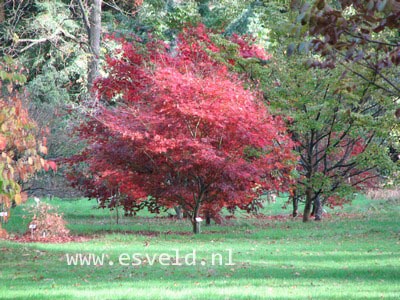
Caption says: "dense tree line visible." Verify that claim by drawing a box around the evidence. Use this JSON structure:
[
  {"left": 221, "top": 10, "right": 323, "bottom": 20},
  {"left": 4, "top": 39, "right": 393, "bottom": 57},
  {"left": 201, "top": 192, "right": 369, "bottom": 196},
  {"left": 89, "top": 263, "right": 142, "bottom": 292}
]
[{"left": 0, "top": 0, "right": 399, "bottom": 233}]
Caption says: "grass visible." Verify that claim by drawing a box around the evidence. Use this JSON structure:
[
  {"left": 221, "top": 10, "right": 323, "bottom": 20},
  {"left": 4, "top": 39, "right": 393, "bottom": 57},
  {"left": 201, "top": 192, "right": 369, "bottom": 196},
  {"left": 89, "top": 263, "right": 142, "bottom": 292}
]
[{"left": 0, "top": 195, "right": 399, "bottom": 299}]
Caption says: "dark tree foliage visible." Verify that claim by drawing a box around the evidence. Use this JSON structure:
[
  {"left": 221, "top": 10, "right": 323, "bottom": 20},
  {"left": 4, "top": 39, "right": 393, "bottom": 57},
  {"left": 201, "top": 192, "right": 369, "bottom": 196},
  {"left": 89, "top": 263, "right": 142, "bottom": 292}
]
[{"left": 295, "top": 0, "right": 400, "bottom": 97}]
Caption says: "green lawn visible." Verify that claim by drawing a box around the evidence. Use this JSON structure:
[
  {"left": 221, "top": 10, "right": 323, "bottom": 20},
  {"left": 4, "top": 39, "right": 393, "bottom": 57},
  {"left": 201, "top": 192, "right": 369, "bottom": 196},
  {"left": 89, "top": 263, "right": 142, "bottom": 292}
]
[{"left": 0, "top": 196, "right": 399, "bottom": 299}]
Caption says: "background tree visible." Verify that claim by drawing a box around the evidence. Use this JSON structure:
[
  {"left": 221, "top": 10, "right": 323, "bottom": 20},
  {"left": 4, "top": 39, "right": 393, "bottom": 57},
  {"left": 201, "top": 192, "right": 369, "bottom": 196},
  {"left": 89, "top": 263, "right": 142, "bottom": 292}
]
[
  {"left": 0, "top": 57, "right": 55, "bottom": 236},
  {"left": 0, "top": 0, "right": 103, "bottom": 197},
  {"left": 258, "top": 0, "right": 400, "bottom": 221},
  {"left": 266, "top": 56, "right": 397, "bottom": 221}
]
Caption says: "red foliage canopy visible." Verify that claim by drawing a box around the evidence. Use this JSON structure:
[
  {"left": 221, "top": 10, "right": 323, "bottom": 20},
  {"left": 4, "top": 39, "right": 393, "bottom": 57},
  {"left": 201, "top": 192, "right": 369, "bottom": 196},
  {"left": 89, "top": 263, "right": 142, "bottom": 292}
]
[{"left": 69, "top": 25, "right": 297, "bottom": 227}]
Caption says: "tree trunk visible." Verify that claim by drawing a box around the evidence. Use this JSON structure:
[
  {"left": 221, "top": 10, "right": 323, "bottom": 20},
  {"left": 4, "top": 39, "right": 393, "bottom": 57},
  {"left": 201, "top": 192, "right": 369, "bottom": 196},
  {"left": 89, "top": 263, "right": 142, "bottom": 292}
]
[
  {"left": 310, "top": 202, "right": 315, "bottom": 217},
  {"left": 0, "top": 0, "right": 5, "bottom": 23},
  {"left": 292, "top": 189, "right": 298, "bottom": 217},
  {"left": 205, "top": 212, "right": 211, "bottom": 226},
  {"left": 290, "top": 0, "right": 302, "bottom": 10},
  {"left": 303, "top": 188, "right": 313, "bottom": 222},
  {"left": 314, "top": 195, "right": 323, "bottom": 221},
  {"left": 174, "top": 206, "right": 183, "bottom": 220},
  {"left": 87, "top": 0, "right": 102, "bottom": 98},
  {"left": 192, "top": 221, "right": 200, "bottom": 234},
  {"left": 115, "top": 202, "right": 119, "bottom": 224},
  {"left": 197, "top": 0, "right": 210, "bottom": 17},
  {"left": 191, "top": 198, "right": 202, "bottom": 234}
]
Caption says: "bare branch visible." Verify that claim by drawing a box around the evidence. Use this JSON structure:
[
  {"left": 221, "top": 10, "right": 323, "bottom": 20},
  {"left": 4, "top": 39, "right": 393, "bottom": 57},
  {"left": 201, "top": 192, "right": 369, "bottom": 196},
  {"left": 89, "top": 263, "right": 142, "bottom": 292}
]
[
  {"left": 18, "top": 31, "right": 60, "bottom": 53},
  {"left": 343, "top": 30, "right": 400, "bottom": 48},
  {"left": 77, "top": 0, "right": 91, "bottom": 38}
]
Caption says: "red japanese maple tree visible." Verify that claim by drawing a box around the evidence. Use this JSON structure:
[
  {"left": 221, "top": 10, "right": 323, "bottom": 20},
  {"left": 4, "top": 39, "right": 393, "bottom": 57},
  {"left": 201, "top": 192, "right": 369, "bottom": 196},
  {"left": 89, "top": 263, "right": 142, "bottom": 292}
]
[{"left": 70, "top": 25, "right": 297, "bottom": 233}]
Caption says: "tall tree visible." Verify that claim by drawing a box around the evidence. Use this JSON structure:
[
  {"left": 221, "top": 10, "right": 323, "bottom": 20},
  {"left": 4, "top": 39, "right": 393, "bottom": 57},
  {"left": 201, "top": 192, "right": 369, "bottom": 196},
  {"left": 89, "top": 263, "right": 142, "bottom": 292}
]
[
  {"left": 0, "top": 0, "right": 4, "bottom": 23},
  {"left": 263, "top": 55, "right": 398, "bottom": 221},
  {"left": 263, "top": 41, "right": 399, "bottom": 222},
  {"left": 77, "top": 0, "right": 102, "bottom": 99},
  {"left": 85, "top": 0, "right": 102, "bottom": 98},
  {"left": 287, "top": 0, "right": 400, "bottom": 220}
]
